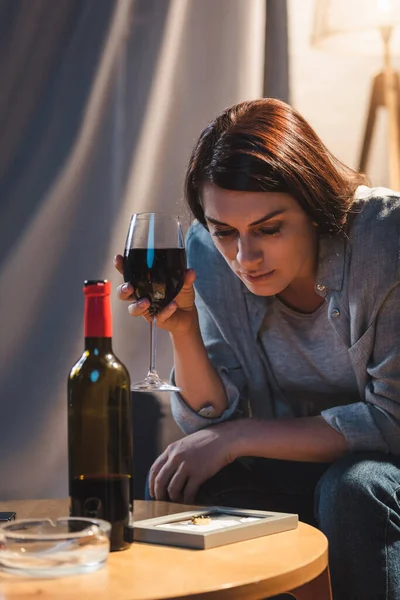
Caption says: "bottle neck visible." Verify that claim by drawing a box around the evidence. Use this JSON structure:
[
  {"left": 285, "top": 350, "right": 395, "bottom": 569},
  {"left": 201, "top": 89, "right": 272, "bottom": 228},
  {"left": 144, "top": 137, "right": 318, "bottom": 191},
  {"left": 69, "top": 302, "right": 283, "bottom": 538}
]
[
  {"left": 84, "top": 337, "right": 112, "bottom": 353},
  {"left": 84, "top": 294, "right": 112, "bottom": 338}
]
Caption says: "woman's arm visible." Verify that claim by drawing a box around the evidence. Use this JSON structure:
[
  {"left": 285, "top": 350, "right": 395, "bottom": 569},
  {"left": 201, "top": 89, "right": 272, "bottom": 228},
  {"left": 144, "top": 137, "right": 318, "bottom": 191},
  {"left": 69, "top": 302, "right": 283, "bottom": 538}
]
[
  {"left": 169, "top": 223, "right": 250, "bottom": 433},
  {"left": 149, "top": 415, "right": 349, "bottom": 502},
  {"left": 232, "top": 415, "right": 349, "bottom": 463},
  {"left": 169, "top": 289, "right": 248, "bottom": 433},
  {"left": 171, "top": 323, "right": 228, "bottom": 415}
]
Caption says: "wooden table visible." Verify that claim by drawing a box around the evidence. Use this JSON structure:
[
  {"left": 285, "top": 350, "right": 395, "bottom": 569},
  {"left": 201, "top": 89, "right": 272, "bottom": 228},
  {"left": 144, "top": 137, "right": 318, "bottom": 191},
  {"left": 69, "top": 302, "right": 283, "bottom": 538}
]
[{"left": 0, "top": 499, "right": 332, "bottom": 600}]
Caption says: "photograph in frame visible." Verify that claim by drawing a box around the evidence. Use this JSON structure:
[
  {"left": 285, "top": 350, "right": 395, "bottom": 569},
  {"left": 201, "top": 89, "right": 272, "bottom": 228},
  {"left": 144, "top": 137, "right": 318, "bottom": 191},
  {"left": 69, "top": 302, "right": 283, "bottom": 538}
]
[{"left": 133, "top": 506, "right": 298, "bottom": 549}]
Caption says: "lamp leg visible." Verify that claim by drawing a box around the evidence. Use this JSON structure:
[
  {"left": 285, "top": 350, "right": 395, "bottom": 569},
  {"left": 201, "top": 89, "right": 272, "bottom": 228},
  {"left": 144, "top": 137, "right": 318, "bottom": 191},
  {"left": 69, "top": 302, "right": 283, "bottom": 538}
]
[
  {"left": 359, "top": 70, "right": 400, "bottom": 190},
  {"left": 359, "top": 72, "right": 384, "bottom": 175},
  {"left": 384, "top": 69, "right": 400, "bottom": 190}
]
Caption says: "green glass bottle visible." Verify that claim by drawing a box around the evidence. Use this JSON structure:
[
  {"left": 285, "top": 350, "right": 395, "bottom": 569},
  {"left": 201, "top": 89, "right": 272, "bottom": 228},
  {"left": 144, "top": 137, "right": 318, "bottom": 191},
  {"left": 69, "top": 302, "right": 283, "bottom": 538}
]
[{"left": 68, "top": 280, "right": 134, "bottom": 551}]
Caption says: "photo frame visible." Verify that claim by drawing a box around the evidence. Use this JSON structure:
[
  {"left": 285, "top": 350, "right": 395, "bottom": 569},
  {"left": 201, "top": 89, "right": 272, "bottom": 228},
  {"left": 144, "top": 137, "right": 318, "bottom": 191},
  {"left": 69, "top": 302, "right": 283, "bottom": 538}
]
[{"left": 133, "top": 506, "right": 298, "bottom": 549}]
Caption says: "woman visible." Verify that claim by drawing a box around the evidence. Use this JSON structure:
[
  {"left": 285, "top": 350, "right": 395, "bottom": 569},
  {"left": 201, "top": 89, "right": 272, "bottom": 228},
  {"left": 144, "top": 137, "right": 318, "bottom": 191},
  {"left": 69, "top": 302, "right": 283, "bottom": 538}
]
[{"left": 115, "top": 99, "right": 400, "bottom": 600}]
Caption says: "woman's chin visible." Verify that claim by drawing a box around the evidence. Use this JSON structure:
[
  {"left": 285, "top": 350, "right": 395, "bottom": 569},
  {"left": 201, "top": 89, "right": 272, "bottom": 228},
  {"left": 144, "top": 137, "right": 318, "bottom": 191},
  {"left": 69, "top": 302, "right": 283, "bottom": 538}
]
[{"left": 241, "top": 277, "right": 285, "bottom": 297}]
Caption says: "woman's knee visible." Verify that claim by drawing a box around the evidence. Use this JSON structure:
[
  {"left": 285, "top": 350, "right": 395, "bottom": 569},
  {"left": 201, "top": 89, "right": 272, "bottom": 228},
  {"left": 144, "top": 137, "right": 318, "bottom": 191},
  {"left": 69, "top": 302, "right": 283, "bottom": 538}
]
[{"left": 315, "top": 452, "right": 400, "bottom": 527}]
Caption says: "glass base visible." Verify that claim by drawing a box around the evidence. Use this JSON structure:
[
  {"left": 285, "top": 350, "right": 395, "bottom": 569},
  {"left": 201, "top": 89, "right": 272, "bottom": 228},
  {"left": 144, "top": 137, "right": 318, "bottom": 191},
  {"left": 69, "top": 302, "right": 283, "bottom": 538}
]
[
  {"left": 0, "top": 559, "right": 106, "bottom": 579},
  {"left": 131, "top": 372, "right": 181, "bottom": 393}
]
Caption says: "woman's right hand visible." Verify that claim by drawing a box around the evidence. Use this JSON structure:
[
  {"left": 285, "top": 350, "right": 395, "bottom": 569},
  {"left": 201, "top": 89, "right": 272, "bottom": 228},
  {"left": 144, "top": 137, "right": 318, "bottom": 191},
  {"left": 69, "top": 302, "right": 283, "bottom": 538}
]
[{"left": 114, "top": 254, "right": 199, "bottom": 338}]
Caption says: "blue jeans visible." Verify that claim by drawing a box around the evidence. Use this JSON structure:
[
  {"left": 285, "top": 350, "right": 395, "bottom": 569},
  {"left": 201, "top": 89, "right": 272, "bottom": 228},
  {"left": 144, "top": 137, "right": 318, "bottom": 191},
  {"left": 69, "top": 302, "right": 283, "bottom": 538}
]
[{"left": 145, "top": 452, "right": 400, "bottom": 600}]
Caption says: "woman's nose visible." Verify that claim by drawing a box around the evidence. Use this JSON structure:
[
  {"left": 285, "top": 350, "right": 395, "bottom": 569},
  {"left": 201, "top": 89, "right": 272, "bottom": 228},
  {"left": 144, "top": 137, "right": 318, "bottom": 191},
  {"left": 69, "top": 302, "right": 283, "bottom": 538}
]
[{"left": 236, "top": 237, "right": 263, "bottom": 267}]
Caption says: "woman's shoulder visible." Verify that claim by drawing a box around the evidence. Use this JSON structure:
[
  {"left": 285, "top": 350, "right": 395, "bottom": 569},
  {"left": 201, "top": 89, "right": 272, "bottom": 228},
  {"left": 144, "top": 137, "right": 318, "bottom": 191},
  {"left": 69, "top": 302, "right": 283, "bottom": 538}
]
[
  {"left": 347, "top": 185, "right": 400, "bottom": 282},
  {"left": 350, "top": 185, "right": 400, "bottom": 230},
  {"left": 349, "top": 185, "right": 400, "bottom": 245}
]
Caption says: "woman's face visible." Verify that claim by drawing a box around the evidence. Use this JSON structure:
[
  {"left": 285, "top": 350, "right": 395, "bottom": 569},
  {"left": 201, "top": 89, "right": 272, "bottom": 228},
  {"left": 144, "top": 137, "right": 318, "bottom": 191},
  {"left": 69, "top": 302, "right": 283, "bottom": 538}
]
[{"left": 201, "top": 183, "right": 318, "bottom": 297}]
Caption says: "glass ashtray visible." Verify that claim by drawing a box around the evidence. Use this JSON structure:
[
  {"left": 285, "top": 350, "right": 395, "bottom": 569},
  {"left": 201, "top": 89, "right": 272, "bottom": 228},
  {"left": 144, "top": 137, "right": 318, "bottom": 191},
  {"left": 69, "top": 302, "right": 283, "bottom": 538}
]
[{"left": 0, "top": 517, "right": 111, "bottom": 578}]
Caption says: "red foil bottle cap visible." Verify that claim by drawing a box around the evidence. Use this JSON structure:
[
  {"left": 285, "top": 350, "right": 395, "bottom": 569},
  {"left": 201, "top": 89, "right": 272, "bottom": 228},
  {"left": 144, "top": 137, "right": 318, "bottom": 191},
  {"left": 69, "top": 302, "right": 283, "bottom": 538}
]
[
  {"left": 83, "top": 280, "right": 111, "bottom": 297},
  {"left": 83, "top": 280, "right": 112, "bottom": 337}
]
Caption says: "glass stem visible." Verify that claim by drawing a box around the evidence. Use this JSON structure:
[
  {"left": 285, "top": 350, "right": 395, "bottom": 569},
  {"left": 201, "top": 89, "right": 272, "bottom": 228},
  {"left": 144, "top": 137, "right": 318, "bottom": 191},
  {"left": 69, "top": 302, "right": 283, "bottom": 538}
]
[{"left": 149, "top": 317, "right": 158, "bottom": 376}]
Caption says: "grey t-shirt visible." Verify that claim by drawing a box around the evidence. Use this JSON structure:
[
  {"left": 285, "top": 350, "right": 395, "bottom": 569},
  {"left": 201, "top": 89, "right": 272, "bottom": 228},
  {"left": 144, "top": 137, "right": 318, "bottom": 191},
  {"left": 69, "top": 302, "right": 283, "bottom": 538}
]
[
  {"left": 171, "top": 187, "right": 400, "bottom": 454},
  {"left": 259, "top": 297, "right": 360, "bottom": 418}
]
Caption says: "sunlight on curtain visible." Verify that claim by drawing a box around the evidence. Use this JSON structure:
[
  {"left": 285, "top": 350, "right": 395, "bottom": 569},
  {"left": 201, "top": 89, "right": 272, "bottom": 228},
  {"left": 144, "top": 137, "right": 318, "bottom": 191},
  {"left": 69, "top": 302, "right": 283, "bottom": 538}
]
[
  {"left": 0, "top": 1, "right": 133, "bottom": 374},
  {"left": 0, "top": 0, "right": 269, "bottom": 498},
  {"left": 0, "top": 0, "right": 134, "bottom": 497}
]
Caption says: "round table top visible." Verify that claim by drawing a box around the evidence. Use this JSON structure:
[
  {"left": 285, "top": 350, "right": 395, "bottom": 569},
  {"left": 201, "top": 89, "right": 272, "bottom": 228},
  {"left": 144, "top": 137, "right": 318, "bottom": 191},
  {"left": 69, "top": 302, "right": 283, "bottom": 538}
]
[{"left": 0, "top": 498, "right": 328, "bottom": 600}]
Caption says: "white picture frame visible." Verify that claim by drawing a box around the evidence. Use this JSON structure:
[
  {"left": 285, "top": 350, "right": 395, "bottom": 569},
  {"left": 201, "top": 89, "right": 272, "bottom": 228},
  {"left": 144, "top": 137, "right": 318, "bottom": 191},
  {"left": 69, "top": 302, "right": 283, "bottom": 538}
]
[{"left": 133, "top": 506, "right": 298, "bottom": 550}]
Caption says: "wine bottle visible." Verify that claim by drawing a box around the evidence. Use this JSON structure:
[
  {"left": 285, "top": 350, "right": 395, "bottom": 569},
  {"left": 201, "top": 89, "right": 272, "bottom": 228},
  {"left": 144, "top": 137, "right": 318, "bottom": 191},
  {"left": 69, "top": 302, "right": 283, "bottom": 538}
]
[{"left": 68, "top": 279, "right": 134, "bottom": 552}]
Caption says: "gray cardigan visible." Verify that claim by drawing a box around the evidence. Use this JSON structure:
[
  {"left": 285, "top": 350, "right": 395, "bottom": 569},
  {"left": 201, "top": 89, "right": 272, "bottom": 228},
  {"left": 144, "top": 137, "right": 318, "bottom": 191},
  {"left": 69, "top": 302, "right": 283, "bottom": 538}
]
[{"left": 171, "top": 186, "right": 400, "bottom": 455}]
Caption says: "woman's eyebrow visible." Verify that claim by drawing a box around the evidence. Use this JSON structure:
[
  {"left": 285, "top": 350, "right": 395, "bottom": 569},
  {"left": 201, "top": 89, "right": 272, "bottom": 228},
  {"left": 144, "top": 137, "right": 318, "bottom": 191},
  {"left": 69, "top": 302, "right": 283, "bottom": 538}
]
[{"left": 205, "top": 209, "right": 286, "bottom": 227}]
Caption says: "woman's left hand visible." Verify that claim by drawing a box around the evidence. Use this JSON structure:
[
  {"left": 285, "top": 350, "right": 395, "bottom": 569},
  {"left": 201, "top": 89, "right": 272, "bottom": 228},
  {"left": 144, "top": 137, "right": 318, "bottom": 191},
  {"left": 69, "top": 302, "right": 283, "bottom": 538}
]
[{"left": 149, "top": 421, "right": 240, "bottom": 504}]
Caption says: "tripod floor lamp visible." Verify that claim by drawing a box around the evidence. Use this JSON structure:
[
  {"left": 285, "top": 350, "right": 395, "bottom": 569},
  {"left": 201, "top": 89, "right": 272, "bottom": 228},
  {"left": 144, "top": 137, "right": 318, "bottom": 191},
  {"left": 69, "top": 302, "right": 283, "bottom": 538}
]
[{"left": 312, "top": 0, "right": 400, "bottom": 191}]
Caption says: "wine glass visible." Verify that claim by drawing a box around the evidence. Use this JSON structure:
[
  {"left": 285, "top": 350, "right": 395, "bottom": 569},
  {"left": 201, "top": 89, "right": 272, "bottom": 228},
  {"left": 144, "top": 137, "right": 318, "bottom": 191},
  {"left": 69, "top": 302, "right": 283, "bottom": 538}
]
[{"left": 123, "top": 213, "right": 186, "bottom": 392}]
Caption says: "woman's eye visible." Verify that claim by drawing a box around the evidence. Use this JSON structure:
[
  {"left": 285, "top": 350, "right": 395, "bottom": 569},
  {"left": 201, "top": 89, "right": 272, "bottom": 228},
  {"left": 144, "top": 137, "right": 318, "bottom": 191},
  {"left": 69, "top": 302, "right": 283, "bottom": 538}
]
[
  {"left": 259, "top": 227, "right": 281, "bottom": 236},
  {"left": 212, "top": 226, "right": 281, "bottom": 238},
  {"left": 212, "top": 229, "right": 235, "bottom": 238}
]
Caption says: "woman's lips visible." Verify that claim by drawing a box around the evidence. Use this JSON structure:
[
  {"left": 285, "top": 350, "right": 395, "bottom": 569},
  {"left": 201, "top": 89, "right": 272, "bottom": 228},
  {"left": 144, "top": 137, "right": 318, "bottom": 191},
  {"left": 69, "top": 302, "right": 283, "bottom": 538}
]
[{"left": 240, "top": 270, "right": 275, "bottom": 284}]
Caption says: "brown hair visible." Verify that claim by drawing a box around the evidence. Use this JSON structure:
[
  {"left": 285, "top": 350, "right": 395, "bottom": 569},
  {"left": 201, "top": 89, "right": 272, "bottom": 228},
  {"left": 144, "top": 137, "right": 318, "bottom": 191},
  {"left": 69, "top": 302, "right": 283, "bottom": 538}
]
[{"left": 184, "top": 98, "right": 367, "bottom": 234}]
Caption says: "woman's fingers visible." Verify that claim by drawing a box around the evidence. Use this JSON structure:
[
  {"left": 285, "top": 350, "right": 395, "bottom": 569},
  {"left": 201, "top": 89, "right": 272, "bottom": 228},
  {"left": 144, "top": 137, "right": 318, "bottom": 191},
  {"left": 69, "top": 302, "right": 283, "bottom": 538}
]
[
  {"left": 156, "top": 302, "right": 178, "bottom": 324},
  {"left": 182, "top": 268, "right": 196, "bottom": 288},
  {"left": 115, "top": 277, "right": 151, "bottom": 318},
  {"left": 128, "top": 298, "right": 150, "bottom": 317},
  {"left": 153, "top": 463, "right": 177, "bottom": 501},
  {"left": 115, "top": 256, "right": 137, "bottom": 304},
  {"left": 116, "top": 281, "right": 135, "bottom": 301},
  {"left": 115, "top": 278, "right": 151, "bottom": 318},
  {"left": 113, "top": 254, "right": 124, "bottom": 275},
  {"left": 114, "top": 259, "right": 196, "bottom": 328},
  {"left": 182, "top": 477, "right": 201, "bottom": 505},
  {"left": 167, "top": 463, "right": 188, "bottom": 503},
  {"left": 149, "top": 453, "right": 169, "bottom": 498}
]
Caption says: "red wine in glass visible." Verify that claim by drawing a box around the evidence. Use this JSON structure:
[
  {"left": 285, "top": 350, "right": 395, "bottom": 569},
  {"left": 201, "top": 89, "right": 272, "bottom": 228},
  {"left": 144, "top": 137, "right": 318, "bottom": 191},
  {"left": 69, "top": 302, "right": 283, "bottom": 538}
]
[
  {"left": 122, "top": 213, "right": 186, "bottom": 392},
  {"left": 123, "top": 248, "right": 186, "bottom": 316}
]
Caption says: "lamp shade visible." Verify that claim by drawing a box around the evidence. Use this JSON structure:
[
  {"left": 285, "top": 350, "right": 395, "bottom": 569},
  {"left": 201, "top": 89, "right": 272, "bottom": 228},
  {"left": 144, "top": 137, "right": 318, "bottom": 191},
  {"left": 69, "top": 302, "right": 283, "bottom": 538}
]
[{"left": 311, "top": 0, "right": 400, "bottom": 55}]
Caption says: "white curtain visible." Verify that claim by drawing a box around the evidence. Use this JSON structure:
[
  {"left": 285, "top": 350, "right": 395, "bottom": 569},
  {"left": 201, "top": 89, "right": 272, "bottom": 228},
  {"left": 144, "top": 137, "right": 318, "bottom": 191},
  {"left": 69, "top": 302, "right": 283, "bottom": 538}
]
[{"left": 0, "top": 0, "right": 267, "bottom": 499}]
